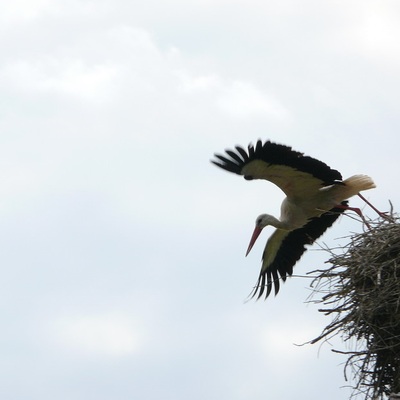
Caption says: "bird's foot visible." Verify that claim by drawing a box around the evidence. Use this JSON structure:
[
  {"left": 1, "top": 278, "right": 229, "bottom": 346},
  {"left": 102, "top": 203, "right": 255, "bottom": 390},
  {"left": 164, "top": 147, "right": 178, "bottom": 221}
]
[
  {"left": 334, "top": 203, "right": 372, "bottom": 229},
  {"left": 377, "top": 211, "right": 395, "bottom": 223},
  {"left": 357, "top": 194, "right": 395, "bottom": 223}
]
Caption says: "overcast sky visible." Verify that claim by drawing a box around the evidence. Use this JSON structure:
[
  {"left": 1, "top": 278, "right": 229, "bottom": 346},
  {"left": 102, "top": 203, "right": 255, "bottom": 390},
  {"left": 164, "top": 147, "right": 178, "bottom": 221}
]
[{"left": 1, "top": 1, "right": 400, "bottom": 399}]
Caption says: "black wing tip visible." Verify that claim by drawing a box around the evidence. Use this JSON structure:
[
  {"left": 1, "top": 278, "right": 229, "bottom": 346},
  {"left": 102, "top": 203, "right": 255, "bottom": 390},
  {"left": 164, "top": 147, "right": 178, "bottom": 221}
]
[
  {"left": 210, "top": 145, "right": 249, "bottom": 175},
  {"left": 249, "top": 270, "right": 282, "bottom": 300},
  {"left": 212, "top": 139, "right": 342, "bottom": 183},
  {"left": 210, "top": 153, "right": 242, "bottom": 174},
  {"left": 212, "top": 139, "right": 275, "bottom": 178}
]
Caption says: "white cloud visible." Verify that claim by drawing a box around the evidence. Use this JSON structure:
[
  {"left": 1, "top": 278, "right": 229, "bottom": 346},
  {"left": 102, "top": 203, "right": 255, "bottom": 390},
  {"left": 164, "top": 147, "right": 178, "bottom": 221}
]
[
  {"left": 333, "top": 2, "right": 400, "bottom": 64},
  {"left": 0, "top": 58, "right": 120, "bottom": 102},
  {"left": 0, "top": 0, "right": 53, "bottom": 22},
  {"left": 176, "top": 71, "right": 289, "bottom": 120},
  {"left": 0, "top": 0, "right": 109, "bottom": 24},
  {"left": 216, "top": 80, "right": 289, "bottom": 119},
  {"left": 354, "top": 10, "right": 400, "bottom": 61},
  {"left": 51, "top": 314, "right": 142, "bottom": 356},
  {"left": 177, "top": 71, "right": 222, "bottom": 93}
]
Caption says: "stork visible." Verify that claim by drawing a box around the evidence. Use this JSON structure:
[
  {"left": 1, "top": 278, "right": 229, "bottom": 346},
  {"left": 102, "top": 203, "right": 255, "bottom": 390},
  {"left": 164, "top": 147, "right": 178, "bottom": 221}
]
[{"left": 211, "top": 139, "right": 383, "bottom": 299}]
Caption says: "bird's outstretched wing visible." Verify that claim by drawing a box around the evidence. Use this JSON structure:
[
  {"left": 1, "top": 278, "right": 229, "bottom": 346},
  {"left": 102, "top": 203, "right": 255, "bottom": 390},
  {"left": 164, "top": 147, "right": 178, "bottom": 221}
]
[
  {"left": 250, "top": 202, "right": 348, "bottom": 299},
  {"left": 211, "top": 140, "right": 342, "bottom": 198}
]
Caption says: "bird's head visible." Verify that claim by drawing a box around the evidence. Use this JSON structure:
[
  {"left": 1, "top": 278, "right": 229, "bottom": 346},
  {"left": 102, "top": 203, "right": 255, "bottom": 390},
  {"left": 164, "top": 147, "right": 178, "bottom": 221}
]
[{"left": 245, "top": 214, "right": 274, "bottom": 256}]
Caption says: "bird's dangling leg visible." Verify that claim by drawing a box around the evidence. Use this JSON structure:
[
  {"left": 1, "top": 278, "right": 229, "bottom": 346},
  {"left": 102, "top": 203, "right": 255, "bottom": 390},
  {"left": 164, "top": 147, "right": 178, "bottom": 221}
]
[
  {"left": 334, "top": 203, "right": 372, "bottom": 229},
  {"left": 357, "top": 193, "right": 393, "bottom": 221}
]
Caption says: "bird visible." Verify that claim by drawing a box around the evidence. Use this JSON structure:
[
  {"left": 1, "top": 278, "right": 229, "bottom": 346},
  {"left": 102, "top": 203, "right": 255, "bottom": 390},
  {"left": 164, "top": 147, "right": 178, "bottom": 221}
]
[{"left": 211, "top": 139, "right": 381, "bottom": 299}]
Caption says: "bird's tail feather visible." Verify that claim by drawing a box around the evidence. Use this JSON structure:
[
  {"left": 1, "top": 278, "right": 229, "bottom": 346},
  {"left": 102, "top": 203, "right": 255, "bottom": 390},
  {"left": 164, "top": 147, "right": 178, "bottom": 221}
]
[
  {"left": 344, "top": 174, "right": 375, "bottom": 190},
  {"left": 342, "top": 174, "right": 376, "bottom": 197}
]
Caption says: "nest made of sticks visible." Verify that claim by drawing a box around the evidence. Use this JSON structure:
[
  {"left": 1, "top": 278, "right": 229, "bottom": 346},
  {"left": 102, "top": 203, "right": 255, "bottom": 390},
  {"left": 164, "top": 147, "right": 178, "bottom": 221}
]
[{"left": 309, "top": 213, "right": 400, "bottom": 399}]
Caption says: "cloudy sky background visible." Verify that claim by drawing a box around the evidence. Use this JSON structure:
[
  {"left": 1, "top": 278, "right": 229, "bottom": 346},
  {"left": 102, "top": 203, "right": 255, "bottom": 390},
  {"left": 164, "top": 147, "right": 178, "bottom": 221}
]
[{"left": 1, "top": 1, "right": 400, "bottom": 399}]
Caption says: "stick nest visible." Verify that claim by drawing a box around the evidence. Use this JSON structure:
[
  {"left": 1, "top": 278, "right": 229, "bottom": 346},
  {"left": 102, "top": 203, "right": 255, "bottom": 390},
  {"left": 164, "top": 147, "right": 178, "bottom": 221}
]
[{"left": 309, "top": 212, "right": 400, "bottom": 399}]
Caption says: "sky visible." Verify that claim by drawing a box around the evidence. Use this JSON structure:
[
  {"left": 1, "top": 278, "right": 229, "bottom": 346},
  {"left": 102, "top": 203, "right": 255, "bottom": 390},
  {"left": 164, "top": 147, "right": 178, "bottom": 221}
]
[{"left": 1, "top": 0, "right": 400, "bottom": 399}]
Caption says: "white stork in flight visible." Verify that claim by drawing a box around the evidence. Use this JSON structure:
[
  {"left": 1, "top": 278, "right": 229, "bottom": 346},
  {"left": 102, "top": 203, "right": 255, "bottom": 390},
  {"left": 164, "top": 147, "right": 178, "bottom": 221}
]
[{"left": 211, "top": 139, "right": 382, "bottom": 299}]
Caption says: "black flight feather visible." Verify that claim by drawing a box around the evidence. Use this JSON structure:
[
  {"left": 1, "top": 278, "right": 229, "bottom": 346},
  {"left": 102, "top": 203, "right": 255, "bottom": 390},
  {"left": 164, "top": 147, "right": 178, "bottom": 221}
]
[{"left": 211, "top": 139, "right": 342, "bottom": 184}]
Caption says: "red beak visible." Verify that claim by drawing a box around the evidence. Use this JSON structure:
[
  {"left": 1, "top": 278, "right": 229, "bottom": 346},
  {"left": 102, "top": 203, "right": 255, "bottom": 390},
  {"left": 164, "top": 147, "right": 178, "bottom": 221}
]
[{"left": 245, "top": 226, "right": 263, "bottom": 256}]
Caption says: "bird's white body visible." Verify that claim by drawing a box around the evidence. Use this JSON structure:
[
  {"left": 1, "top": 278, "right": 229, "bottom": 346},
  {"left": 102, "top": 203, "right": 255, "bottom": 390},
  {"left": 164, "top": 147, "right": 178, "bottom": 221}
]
[{"left": 260, "top": 174, "right": 376, "bottom": 231}]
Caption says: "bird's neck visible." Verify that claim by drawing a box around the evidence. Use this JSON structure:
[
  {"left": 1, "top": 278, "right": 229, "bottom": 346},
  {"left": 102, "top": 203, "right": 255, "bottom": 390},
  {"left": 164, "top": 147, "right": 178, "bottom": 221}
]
[{"left": 265, "top": 215, "right": 296, "bottom": 231}]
